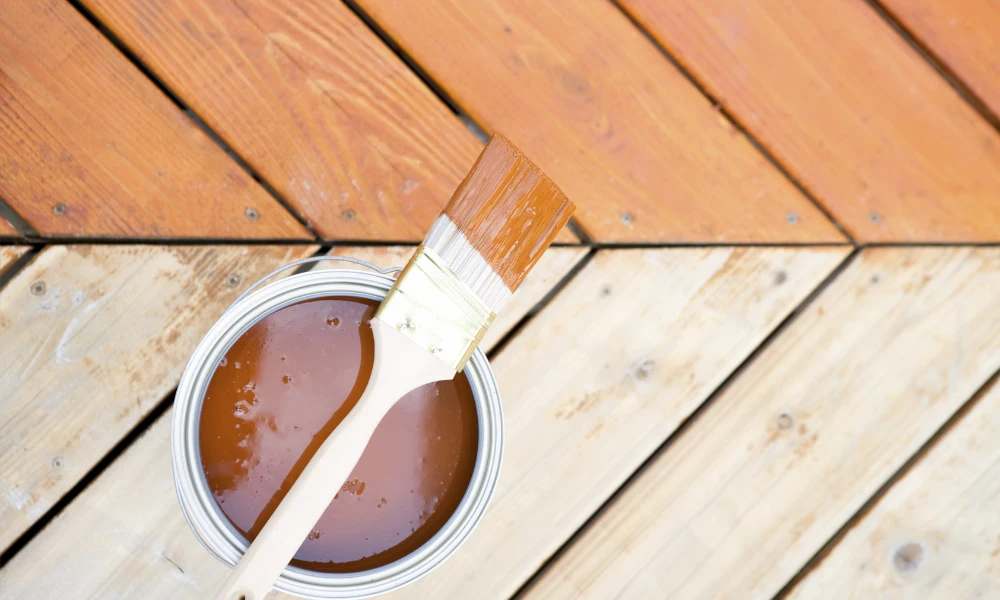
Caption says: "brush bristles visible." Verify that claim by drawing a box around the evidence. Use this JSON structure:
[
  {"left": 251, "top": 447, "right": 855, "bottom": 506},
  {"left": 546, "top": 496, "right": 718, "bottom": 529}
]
[
  {"left": 439, "top": 133, "right": 575, "bottom": 297},
  {"left": 424, "top": 214, "right": 513, "bottom": 313}
]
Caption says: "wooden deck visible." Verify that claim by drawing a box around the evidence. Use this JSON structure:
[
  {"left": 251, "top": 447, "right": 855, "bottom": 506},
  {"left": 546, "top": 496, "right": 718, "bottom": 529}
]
[{"left": 0, "top": 1, "right": 998, "bottom": 598}]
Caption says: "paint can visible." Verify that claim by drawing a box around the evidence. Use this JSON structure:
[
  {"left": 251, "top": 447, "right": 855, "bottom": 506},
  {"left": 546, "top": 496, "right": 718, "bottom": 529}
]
[{"left": 171, "top": 256, "right": 504, "bottom": 599}]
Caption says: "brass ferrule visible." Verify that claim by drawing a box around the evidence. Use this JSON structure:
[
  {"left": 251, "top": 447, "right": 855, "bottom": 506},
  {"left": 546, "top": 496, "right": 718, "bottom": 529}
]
[{"left": 376, "top": 245, "right": 496, "bottom": 372}]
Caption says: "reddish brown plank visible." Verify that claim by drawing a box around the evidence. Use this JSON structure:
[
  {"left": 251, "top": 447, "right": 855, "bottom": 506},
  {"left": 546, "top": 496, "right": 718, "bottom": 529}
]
[
  {"left": 352, "top": 0, "right": 844, "bottom": 243},
  {"left": 230, "top": 0, "right": 578, "bottom": 244},
  {"left": 619, "top": 0, "right": 1000, "bottom": 242},
  {"left": 0, "top": 0, "right": 308, "bottom": 239},
  {"left": 83, "top": 0, "right": 502, "bottom": 240},
  {"left": 0, "top": 217, "right": 18, "bottom": 237},
  {"left": 880, "top": 0, "right": 1000, "bottom": 120}
]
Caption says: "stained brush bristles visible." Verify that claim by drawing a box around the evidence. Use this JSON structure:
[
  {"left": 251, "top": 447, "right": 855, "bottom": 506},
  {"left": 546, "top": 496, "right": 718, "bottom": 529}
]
[{"left": 424, "top": 133, "right": 575, "bottom": 314}]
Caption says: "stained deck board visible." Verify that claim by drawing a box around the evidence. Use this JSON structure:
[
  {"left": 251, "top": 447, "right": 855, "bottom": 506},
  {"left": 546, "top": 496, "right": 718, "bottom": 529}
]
[
  {"left": 319, "top": 245, "right": 590, "bottom": 352},
  {"left": 0, "top": 0, "right": 309, "bottom": 240},
  {"left": 0, "top": 217, "right": 19, "bottom": 237},
  {"left": 0, "top": 244, "right": 318, "bottom": 552},
  {"left": 351, "top": 0, "right": 843, "bottom": 244},
  {"left": 790, "top": 378, "right": 1000, "bottom": 598},
  {"left": 0, "top": 246, "right": 29, "bottom": 276},
  {"left": 81, "top": 0, "right": 478, "bottom": 241},
  {"left": 618, "top": 0, "right": 1000, "bottom": 242},
  {"left": 0, "top": 247, "right": 849, "bottom": 597},
  {"left": 525, "top": 247, "right": 1000, "bottom": 599},
  {"left": 880, "top": 0, "right": 1000, "bottom": 119}
]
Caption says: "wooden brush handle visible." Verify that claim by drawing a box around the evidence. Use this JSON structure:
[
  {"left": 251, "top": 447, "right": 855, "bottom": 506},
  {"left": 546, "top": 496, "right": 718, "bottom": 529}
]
[{"left": 214, "top": 318, "right": 456, "bottom": 600}]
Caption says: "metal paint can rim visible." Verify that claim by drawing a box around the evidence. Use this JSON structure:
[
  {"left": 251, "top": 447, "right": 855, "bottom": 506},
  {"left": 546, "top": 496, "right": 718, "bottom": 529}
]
[{"left": 171, "top": 261, "right": 504, "bottom": 599}]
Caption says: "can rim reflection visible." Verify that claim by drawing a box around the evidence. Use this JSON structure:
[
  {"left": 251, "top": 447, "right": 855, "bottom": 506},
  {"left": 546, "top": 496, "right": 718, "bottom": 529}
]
[{"left": 172, "top": 261, "right": 504, "bottom": 599}]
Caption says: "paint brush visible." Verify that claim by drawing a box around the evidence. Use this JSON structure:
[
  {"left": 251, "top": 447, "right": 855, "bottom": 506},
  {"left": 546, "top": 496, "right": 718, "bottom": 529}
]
[{"left": 216, "top": 133, "right": 575, "bottom": 600}]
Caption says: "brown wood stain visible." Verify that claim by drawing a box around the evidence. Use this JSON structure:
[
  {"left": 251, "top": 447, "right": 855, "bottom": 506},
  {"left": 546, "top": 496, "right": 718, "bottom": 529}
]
[{"left": 199, "top": 296, "right": 479, "bottom": 572}]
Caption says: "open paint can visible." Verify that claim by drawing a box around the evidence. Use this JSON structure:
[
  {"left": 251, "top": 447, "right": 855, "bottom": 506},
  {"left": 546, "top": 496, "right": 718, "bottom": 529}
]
[{"left": 171, "top": 256, "right": 504, "bottom": 599}]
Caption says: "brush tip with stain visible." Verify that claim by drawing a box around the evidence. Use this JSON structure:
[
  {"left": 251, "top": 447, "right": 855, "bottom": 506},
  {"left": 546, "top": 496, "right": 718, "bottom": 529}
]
[{"left": 216, "top": 133, "right": 574, "bottom": 600}]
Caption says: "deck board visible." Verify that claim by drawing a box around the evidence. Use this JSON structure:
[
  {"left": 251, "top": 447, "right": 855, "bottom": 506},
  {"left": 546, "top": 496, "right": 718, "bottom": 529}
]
[
  {"left": 790, "top": 379, "right": 1000, "bottom": 598},
  {"left": 0, "top": 0, "right": 309, "bottom": 239},
  {"left": 351, "top": 0, "right": 844, "bottom": 244},
  {"left": 82, "top": 0, "right": 488, "bottom": 241},
  {"left": 525, "top": 247, "right": 1000, "bottom": 599},
  {"left": 618, "top": 0, "right": 1000, "bottom": 242},
  {"left": 0, "top": 247, "right": 847, "bottom": 597},
  {"left": 0, "top": 246, "right": 29, "bottom": 276},
  {"left": 0, "top": 217, "right": 19, "bottom": 237},
  {"left": 0, "top": 244, "right": 317, "bottom": 552},
  {"left": 880, "top": 0, "right": 1000, "bottom": 119}
]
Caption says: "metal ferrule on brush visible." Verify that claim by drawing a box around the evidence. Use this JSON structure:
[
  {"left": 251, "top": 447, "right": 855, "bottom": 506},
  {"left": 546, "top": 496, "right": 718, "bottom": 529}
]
[{"left": 376, "top": 244, "right": 496, "bottom": 372}]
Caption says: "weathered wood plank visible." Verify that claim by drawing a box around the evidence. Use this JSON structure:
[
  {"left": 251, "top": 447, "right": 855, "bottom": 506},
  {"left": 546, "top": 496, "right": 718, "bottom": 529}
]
[
  {"left": 881, "top": 0, "right": 1000, "bottom": 119},
  {"left": 0, "top": 0, "right": 309, "bottom": 239},
  {"left": 320, "top": 245, "right": 589, "bottom": 352},
  {"left": 526, "top": 248, "right": 1000, "bottom": 599},
  {"left": 0, "top": 246, "right": 29, "bottom": 276},
  {"left": 618, "top": 0, "right": 1000, "bottom": 242},
  {"left": 0, "top": 247, "right": 849, "bottom": 597},
  {"left": 352, "top": 0, "right": 843, "bottom": 243},
  {"left": 791, "top": 378, "right": 1000, "bottom": 599},
  {"left": 81, "top": 0, "right": 478, "bottom": 241},
  {"left": 0, "top": 244, "right": 317, "bottom": 551}
]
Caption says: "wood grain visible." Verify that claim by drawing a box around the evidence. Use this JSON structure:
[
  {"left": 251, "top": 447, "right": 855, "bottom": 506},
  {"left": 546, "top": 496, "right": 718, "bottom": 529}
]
[
  {"left": 618, "top": 0, "right": 1000, "bottom": 242},
  {"left": 82, "top": 0, "right": 479, "bottom": 241},
  {"left": 352, "top": 0, "right": 844, "bottom": 243},
  {"left": 880, "top": 0, "right": 1000, "bottom": 119},
  {"left": 0, "top": 247, "right": 848, "bottom": 597},
  {"left": 526, "top": 248, "right": 1000, "bottom": 599},
  {"left": 791, "top": 378, "right": 1000, "bottom": 599},
  {"left": 0, "top": 244, "right": 317, "bottom": 551},
  {"left": 0, "top": 0, "right": 308, "bottom": 239},
  {"left": 319, "top": 245, "right": 590, "bottom": 352},
  {"left": 211, "top": 0, "right": 578, "bottom": 245},
  {"left": 0, "top": 246, "right": 29, "bottom": 276}
]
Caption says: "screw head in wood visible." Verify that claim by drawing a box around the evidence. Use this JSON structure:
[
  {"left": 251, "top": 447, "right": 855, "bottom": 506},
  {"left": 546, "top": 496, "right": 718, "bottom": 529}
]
[
  {"left": 786, "top": 212, "right": 799, "bottom": 225},
  {"left": 244, "top": 207, "right": 259, "bottom": 222},
  {"left": 31, "top": 281, "right": 46, "bottom": 296},
  {"left": 226, "top": 274, "right": 241, "bottom": 288},
  {"left": 53, "top": 203, "right": 67, "bottom": 215}
]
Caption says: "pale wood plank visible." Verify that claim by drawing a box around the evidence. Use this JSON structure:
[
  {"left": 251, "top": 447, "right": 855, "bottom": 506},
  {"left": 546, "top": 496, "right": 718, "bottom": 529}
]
[
  {"left": 320, "top": 245, "right": 590, "bottom": 352},
  {"left": 0, "top": 0, "right": 309, "bottom": 239},
  {"left": 0, "top": 247, "right": 849, "bottom": 598},
  {"left": 526, "top": 248, "right": 1000, "bottom": 599},
  {"left": 619, "top": 0, "right": 1000, "bottom": 242},
  {"left": 352, "top": 0, "right": 844, "bottom": 243},
  {"left": 81, "top": 0, "right": 461, "bottom": 241},
  {"left": 881, "top": 0, "right": 1000, "bottom": 119},
  {"left": 0, "top": 244, "right": 317, "bottom": 551},
  {"left": 0, "top": 246, "right": 29, "bottom": 276},
  {"left": 791, "top": 379, "right": 1000, "bottom": 599}
]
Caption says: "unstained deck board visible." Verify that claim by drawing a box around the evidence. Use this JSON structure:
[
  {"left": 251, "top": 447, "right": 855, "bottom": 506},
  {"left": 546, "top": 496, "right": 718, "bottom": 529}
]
[
  {"left": 790, "top": 378, "right": 1000, "bottom": 598},
  {"left": 525, "top": 247, "right": 1000, "bottom": 599},
  {"left": 0, "top": 247, "right": 848, "bottom": 597},
  {"left": 0, "top": 244, "right": 317, "bottom": 551}
]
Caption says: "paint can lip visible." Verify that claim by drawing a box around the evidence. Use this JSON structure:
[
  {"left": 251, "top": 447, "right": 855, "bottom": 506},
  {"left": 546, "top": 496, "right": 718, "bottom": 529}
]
[{"left": 172, "top": 265, "right": 504, "bottom": 599}]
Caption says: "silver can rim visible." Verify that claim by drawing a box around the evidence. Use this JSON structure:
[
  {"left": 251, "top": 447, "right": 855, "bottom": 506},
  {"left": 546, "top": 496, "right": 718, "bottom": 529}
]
[{"left": 171, "top": 265, "right": 504, "bottom": 599}]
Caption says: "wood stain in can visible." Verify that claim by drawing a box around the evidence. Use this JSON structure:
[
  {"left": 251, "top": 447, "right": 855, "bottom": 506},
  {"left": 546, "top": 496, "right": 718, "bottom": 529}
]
[{"left": 197, "top": 296, "right": 479, "bottom": 572}]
